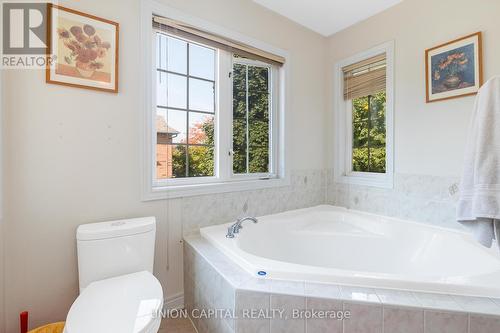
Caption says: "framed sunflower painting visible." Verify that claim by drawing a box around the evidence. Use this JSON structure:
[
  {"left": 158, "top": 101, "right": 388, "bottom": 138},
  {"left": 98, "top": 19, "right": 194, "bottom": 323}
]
[{"left": 46, "top": 5, "right": 119, "bottom": 93}]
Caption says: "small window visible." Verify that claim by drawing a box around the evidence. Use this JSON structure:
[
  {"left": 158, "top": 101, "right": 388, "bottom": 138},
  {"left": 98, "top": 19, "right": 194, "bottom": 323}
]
[
  {"left": 334, "top": 42, "right": 394, "bottom": 188},
  {"left": 351, "top": 92, "right": 386, "bottom": 173}
]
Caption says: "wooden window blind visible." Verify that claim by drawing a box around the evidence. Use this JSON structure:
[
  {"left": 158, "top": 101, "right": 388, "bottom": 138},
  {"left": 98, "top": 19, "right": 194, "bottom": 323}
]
[
  {"left": 343, "top": 53, "right": 386, "bottom": 100},
  {"left": 153, "top": 15, "right": 285, "bottom": 67}
]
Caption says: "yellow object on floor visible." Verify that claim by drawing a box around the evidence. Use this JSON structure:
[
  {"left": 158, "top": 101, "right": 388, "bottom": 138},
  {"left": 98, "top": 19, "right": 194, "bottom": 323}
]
[{"left": 28, "top": 322, "right": 65, "bottom": 333}]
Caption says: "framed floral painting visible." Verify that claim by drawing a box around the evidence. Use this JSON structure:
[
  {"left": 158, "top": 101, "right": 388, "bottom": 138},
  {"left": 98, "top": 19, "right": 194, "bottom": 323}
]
[
  {"left": 425, "top": 32, "right": 483, "bottom": 103},
  {"left": 46, "top": 5, "right": 119, "bottom": 93}
]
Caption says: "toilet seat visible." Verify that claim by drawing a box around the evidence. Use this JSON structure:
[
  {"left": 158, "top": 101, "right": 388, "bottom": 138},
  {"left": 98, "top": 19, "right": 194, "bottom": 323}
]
[{"left": 64, "top": 271, "right": 163, "bottom": 333}]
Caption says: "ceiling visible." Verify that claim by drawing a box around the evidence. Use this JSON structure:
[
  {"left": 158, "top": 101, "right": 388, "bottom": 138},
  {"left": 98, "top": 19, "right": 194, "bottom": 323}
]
[{"left": 253, "top": 0, "right": 403, "bottom": 37}]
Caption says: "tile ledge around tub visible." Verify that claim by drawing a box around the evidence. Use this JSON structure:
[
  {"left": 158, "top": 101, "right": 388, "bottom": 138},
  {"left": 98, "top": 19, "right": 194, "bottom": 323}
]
[
  {"left": 184, "top": 234, "right": 254, "bottom": 289},
  {"left": 183, "top": 234, "right": 500, "bottom": 318}
]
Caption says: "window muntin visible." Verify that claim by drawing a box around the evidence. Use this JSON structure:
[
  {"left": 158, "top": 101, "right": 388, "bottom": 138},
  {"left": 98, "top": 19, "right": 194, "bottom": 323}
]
[
  {"left": 144, "top": 10, "right": 289, "bottom": 199},
  {"left": 155, "top": 32, "right": 216, "bottom": 179},
  {"left": 232, "top": 60, "right": 271, "bottom": 175},
  {"left": 153, "top": 31, "right": 279, "bottom": 186},
  {"left": 351, "top": 91, "right": 386, "bottom": 173}
]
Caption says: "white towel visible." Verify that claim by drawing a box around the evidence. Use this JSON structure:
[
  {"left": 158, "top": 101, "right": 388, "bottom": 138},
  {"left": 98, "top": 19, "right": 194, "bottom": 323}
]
[{"left": 457, "top": 76, "right": 500, "bottom": 248}]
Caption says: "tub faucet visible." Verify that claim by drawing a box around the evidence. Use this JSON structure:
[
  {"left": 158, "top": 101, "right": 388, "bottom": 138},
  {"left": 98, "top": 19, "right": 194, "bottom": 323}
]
[{"left": 226, "top": 217, "right": 258, "bottom": 238}]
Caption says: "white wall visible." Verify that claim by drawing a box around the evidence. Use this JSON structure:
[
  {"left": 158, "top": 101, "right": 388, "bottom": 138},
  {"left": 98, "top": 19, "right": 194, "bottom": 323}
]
[
  {"left": 326, "top": 0, "right": 500, "bottom": 177},
  {"left": 325, "top": 0, "right": 500, "bottom": 230},
  {"left": 2, "top": 0, "right": 327, "bottom": 331},
  {"left": 1, "top": 62, "right": 5, "bottom": 333},
  {"left": 6, "top": 0, "right": 500, "bottom": 330}
]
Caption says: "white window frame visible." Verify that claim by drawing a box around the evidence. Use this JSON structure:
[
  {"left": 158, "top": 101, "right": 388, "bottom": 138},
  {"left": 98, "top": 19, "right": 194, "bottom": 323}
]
[
  {"left": 333, "top": 41, "right": 394, "bottom": 188},
  {"left": 140, "top": 0, "right": 290, "bottom": 200},
  {"left": 229, "top": 56, "right": 279, "bottom": 180}
]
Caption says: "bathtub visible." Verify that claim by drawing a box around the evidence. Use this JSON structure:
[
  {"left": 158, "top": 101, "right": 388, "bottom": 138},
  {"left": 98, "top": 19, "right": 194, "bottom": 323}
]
[{"left": 200, "top": 205, "right": 500, "bottom": 298}]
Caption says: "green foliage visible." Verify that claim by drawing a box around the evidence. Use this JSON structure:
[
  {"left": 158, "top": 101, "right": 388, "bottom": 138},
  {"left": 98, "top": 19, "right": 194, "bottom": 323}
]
[
  {"left": 352, "top": 91, "right": 386, "bottom": 173},
  {"left": 233, "top": 64, "right": 246, "bottom": 119},
  {"left": 171, "top": 119, "right": 215, "bottom": 178},
  {"left": 188, "top": 145, "right": 214, "bottom": 177},
  {"left": 232, "top": 63, "right": 270, "bottom": 174},
  {"left": 171, "top": 145, "right": 186, "bottom": 178},
  {"left": 170, "top": 61, "right": 271, "bottom": 178},
  {"left": 232, "top": 119, "right": 247, "bottom": 174}
]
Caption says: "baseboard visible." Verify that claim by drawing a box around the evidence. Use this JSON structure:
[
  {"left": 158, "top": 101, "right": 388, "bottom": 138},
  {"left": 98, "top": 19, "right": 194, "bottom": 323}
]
[{"left": 164, "top": 292, "right": 184, "bottom": 310}]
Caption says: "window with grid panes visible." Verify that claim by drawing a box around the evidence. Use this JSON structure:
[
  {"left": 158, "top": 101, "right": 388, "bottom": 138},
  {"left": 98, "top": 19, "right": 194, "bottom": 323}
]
[{"left": 154, "top": 32, "right": 279, "bottom": 184}]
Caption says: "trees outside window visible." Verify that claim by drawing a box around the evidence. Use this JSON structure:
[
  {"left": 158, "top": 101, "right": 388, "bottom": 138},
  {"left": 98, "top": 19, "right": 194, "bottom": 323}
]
[
  {"left": 155, "top": 33, "right": 274, "bottom": 181},
  {"left": 352, "top": 91, "right": 386, "bottom": 173}
]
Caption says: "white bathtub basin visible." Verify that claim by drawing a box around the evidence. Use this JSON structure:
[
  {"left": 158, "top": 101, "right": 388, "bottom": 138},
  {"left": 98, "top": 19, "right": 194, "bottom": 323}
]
[{"left": 200, "top": 205, "right": 500, "bottom": 298}]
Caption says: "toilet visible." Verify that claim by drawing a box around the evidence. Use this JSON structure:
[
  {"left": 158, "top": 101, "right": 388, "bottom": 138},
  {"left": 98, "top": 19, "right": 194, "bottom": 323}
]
[{"left": 64, "top": 217, "right": 163, "bottom": 333}]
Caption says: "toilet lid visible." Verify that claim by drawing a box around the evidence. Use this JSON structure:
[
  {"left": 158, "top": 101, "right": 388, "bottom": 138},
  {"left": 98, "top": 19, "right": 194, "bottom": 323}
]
[{"left": 65, "top": 271, "right": 163, "bottom": 333}]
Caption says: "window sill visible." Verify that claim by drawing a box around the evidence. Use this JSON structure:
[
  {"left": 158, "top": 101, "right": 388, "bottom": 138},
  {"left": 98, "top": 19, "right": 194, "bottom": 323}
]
[
  {"left": 335, "top": 173, "right": 393, "bottom": 189},
  {"left": 142, "top": 176, "right": 290, "bottom": 201}
]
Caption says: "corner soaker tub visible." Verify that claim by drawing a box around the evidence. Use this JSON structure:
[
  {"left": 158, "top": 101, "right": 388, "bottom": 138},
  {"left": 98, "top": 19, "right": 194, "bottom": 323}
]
[{"left": 200, "top": 205, "right": 500, "bottom": 298}]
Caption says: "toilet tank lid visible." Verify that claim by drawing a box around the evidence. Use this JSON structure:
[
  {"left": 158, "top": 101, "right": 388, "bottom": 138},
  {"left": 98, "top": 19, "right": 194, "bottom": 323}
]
[{"left": 77, "top": 217, "right": 156, "bottom": 241}]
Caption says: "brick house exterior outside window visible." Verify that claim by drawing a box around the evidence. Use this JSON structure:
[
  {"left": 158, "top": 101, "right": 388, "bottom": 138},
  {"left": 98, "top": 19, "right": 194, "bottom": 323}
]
[{"left": 156, "top": 115, "right": 179, "bottom": 179}]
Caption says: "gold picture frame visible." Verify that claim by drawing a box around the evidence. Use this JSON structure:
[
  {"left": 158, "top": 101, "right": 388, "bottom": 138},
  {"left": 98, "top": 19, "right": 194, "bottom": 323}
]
[
  {"left": 46, "top": 4, "right": 119, "bottom": 93},
  {"left": 425, "top": 32, "right": 483, "bottom": 103}
]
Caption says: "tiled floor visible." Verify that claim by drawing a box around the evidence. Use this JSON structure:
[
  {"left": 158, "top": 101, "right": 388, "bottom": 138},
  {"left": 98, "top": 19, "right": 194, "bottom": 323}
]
[{"left": 158, "top": 318, "right": 197, "bottom": 333}]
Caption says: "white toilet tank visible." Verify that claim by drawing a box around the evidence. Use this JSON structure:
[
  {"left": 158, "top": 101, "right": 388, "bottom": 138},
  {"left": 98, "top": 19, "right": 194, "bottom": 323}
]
[{"left": 76, "top": 217, "right": 156, "bottom": 292}]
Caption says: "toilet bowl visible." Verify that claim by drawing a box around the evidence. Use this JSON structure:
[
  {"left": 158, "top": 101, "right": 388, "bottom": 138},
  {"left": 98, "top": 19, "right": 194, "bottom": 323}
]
[
  {"left": 64, "top": 271, "right": 163, "bottom": 333},
  {"left": 64, "top": 217, "right": 163, "bottom": 333}
]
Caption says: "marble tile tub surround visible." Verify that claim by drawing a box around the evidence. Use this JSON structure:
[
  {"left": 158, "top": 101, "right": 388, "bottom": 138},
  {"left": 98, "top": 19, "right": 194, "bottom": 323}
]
[
  {"left": 327, "top": 172, "right": 463, "bottom": 231},
  {"left": 178, "top": 169, "right": 464, "bottom": 237},
  {"left": 180, "top": 169, "right": 327, "bottom": 235},
  {"left": 184, "top": 235, "right": 500, "bottom": 333}
]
